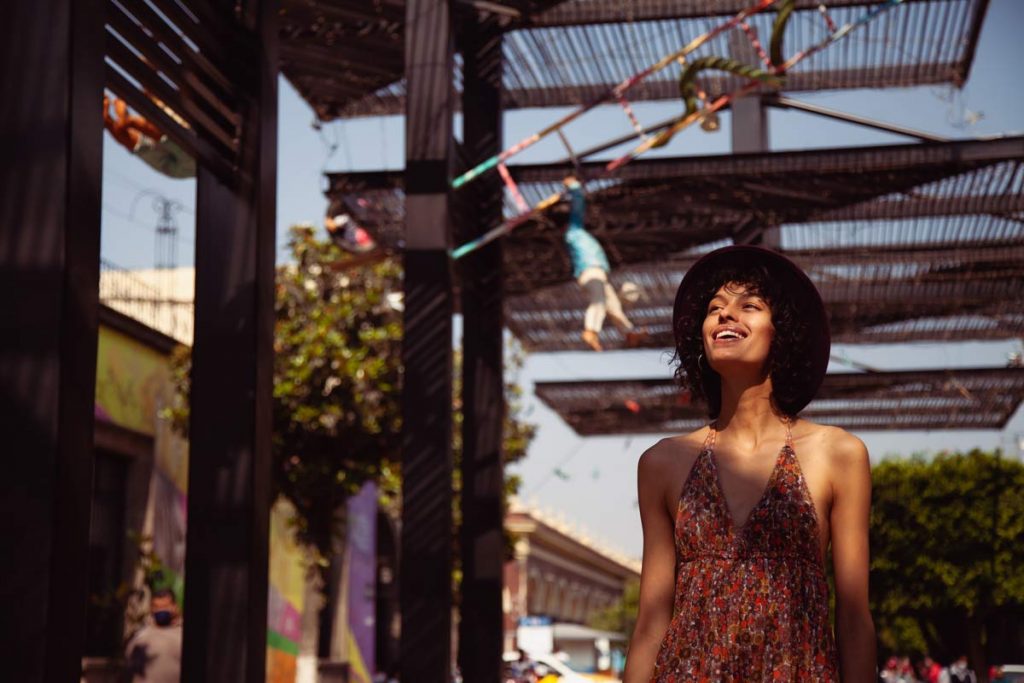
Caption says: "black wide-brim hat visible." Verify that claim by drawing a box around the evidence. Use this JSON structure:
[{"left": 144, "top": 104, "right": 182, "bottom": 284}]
[{"left": 672, "top": 245, "right": 831, "bottom": 413}]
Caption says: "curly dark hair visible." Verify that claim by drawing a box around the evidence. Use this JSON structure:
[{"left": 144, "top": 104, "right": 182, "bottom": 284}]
[{"left": 672, "top": 261, "right": 818, "bottom": 420}]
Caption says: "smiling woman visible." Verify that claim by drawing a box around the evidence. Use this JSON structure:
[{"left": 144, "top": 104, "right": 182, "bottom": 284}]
[{"left": 623, "top": 246, "right": 876, "bottom": 683}]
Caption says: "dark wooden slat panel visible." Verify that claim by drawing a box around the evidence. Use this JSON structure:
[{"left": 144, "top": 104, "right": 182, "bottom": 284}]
[
  {"left": 0, "top": 0, "right": 104, "bottom": 677},
  {"left": 106, "top": 2, "right": 243, "bottom": 130},
  {"left": 180, "top": 0, "right": 278, "bottom": 678},
  {"left": 105, "top": 65, "right": 238, "bottom": 182},
  {"left": 113, "top": 0, "right": 238, "bottom": 93},
  {"left": 106, "top": 29, "right": 240, "bottom": 154}
]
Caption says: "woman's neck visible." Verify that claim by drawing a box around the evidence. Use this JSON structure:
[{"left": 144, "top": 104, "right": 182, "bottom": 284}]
[{"left": 714, "top": 374, "right": 787, "bottom": 447}]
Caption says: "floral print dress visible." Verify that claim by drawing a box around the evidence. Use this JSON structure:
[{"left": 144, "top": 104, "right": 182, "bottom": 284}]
[{"left": 652, "top": 422, "right": 839, "bottom": 682}]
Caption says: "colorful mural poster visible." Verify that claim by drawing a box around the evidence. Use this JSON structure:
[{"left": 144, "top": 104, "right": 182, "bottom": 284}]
[
  {"left": 344, "top": 482, "right": 378, "bottom": 683},
  {"left": 268, "top": 498, "right": 307, "bottom": 683},
  {"left": 95, "top": 325, "right": 188, "bottom": 598}
]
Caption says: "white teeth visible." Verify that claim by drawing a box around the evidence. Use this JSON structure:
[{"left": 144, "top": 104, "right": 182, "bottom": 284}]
[{"left": 715, "top": 330, "right": 743, "bottom": 340}]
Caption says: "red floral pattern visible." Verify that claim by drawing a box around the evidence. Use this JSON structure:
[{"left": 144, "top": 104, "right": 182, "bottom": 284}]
[{"left": 651, "top": 423, "right": 838, "bottom": 682}]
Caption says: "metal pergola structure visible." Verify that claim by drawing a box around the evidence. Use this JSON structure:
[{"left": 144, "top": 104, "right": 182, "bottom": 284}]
[
  {"left": 1, "top": 0, "right": 277, "bottom": 679},
  {"left": 1, "top": 1, "right": 1009, "bottom": 682},
  {"left": 277, "top": 1, "right": 1007, "bottom": 681},
  {"left": 327, "top": 136, "right": 1024, "bottom": 351},
  {"left": 281, "top": 0, "right": 990, "bottom": 118},
  {"left": 535, "top": 368, "right": 1024, "bottom": 435}
]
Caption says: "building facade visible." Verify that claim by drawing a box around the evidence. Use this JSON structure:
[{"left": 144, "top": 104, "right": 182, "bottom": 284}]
[{"left": 504, "top": 500, "right": 640, "bottom": 673}]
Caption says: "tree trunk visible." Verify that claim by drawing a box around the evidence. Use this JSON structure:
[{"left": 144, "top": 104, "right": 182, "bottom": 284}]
[{"left": 967, "top": 611, "right": 988, "bottom": 683}]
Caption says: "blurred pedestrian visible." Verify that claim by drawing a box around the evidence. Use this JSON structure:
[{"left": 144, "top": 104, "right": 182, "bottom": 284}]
[
  {"left": 948, "top": 655, "right": 977, "bottom": 683},
  {"left": 125, "top": 588, "right": 181, "bottom": 683},
  {"left": 919, "top": 655, "right": 943, "bottom": 683},
  {"left": 882, "top": 656, "right": 901, "bottom": 682}
]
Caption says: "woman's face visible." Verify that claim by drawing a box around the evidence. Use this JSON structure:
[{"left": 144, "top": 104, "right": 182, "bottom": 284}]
[{"left": 701, "top": 281, "right": 774, "bottom": 374}]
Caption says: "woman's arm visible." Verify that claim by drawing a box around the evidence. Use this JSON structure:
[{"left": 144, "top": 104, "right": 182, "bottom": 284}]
[
  {"left": 623, "top": 443, "right": 677, "bottom": 683},
  {"left": 830, "top": 431, "right": 876, "bottom": 682}
]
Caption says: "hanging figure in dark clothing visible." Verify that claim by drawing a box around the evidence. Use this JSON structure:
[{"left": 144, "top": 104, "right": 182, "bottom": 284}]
[{"left": 562, "top": 175, "right": 647, "bottom": 352}]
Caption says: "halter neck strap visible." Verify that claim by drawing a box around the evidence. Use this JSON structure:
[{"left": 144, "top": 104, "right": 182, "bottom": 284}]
[{"left": 702, "top": 424, "right": 717, "bottom": 451}]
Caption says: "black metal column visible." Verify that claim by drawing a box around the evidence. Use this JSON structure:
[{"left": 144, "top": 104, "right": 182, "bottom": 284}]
[
  {"left": 728, "top": 29, "right": 776, "bottom": 247},
  {"left": 401, "top": 0, "right": 456, "bottom": 681},
  {"left": 0, "top": 0, "right": 103, "bottom": 679},
  {"left": 180, "top": 1, "right": 278, "bottom": 681},
  {"left": 457, "top": 14, "right": 506, "bottom": 683}
]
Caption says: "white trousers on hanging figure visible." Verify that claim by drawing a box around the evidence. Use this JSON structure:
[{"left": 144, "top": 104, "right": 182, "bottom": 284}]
[{"left": 578, "top": 266, "right": 634, "bottom": 333}]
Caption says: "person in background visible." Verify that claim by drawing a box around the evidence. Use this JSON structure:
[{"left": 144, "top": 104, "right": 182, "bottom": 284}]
[
  {"left": 919, "top": 655, "right": 943, "bottom": 683},
  {"left": 562, "top": 175, "right": 647, "bottom": 352},
  {"left": 881, "top": 656, "right": 901, "bottom": 682},
  {"left": 125, "top": 588, "right": 182, "bottom": 683},
  {"left": 948, "top": 655, "right": 977, "bottom": 683}
]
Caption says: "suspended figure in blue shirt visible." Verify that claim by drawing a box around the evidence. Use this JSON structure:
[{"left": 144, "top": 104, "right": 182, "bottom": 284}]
[{"left": 563, "top": 175, "right": 647, "bottom": 352}]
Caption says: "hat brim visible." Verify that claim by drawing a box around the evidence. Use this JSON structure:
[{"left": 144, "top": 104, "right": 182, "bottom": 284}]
[{"left": 672, "top": 245, "right": 831, "bottom": 413}]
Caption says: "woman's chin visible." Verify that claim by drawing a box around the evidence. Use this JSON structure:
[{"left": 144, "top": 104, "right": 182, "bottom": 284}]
[{"left": 708, "top": 354, "right": 768, "bottom": 373}]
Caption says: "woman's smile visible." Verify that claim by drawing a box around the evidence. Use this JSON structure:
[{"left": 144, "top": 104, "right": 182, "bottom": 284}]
[{"left": 710, "top": 324, "right": 749, "bottom": 345}]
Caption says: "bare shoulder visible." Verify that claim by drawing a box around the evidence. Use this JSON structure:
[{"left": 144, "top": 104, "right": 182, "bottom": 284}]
[
  {"left": 637, "top": 428, "right": 710, "bottom": 498},
  {"left": 796, "top": 419, "right": 871, "bottom": 501},
  {"left": 796, "top": 420, "right": 868, "bottom": 461},
  {"left": 639, "top": 427, "right": 708, "bottom": 467}
]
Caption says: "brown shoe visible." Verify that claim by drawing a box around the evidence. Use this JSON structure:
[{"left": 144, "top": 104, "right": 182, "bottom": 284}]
[
  {"left": 582, "top": 329, "right": 603, "bottom": 352},
  {"left": 624, "top": 328, "right": 650, "bottom": 348}
]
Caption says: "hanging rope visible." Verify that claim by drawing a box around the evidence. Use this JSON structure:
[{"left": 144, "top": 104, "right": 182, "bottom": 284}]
[
  {"left": 770, "top": 0, "right": 798, "bottom": 70},
  {"left": 678, "top": 56, "right": 783, "bottom": 118},
  {"left": 450, "top": 0, "right": 908, "bottom": 260},
  {"left": 450, "top": 0, "right": 778, "bottom": 190}
]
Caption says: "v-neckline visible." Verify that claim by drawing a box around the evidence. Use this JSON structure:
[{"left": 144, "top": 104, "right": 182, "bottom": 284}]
[{"left": 705, "top": 425, "right": 790, "bottom": 534}]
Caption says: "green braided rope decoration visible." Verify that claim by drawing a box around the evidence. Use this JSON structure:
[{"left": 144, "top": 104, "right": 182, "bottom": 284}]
[
  {"left": 769, "top": 0, "right": 797, "bottom": 69},
  {"left": 677, "top": 56, "right": 783, "bottom": 117}
]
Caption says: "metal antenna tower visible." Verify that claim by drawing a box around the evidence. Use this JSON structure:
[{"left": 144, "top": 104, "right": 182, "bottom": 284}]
[
  {"left": 153, "top": 195, "right": 183, "bottom": 271},
  {"left": 130, "top": 190, "right": 184, "bottom": 273}
]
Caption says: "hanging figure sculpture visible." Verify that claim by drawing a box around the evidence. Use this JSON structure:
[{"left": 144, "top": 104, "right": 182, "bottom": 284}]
[
  {"left": 103, "top": 95, "right": 196, "bottom": 179},
  {"left": 562, "top": 175, "right": 647, "bottom": 352},
  {"left": 325, "top": 212, "right": 377, "bottom": 255}
]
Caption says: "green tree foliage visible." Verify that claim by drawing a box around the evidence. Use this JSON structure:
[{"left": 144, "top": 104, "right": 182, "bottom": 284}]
[
  {"left": 870, "top": 449, "right": 1024, "bottom": 668},
  {"left": 587, "top": 578, "right": 640, "bottom": 637},
  {"left": 166, "top": 225, "right": 535, "bottom": 568}
]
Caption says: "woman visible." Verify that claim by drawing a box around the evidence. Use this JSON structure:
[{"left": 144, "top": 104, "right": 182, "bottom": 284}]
[{"left": 623, "top": 246, "right": 875, "bottom": 682}]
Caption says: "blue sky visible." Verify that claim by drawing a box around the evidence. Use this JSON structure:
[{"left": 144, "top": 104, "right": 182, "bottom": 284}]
[{"left": 100, "top": 0, "right": 1024, "bottom": 558}]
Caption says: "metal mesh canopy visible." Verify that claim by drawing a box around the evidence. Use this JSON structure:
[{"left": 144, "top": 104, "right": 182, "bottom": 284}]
[
  {"left": 535, "top": 368, "right": 1024, "bottom": 435},
  {"left": 326, "top": 136, "right": 1024, "bottom": 349},
  {"left": 281, "top": 0, "right": 987, "bottom": 120}
]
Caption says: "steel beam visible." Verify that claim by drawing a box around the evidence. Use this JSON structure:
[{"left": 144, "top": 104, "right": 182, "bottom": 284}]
[
  {"left": 401, "top": 1, "right": 456, "bottom": 681},
  {"left": 457, "top": 13, "right": 506, "bottom": 683}
]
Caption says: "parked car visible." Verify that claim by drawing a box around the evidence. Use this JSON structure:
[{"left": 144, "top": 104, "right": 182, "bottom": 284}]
[
  {"left": 995, "top": 664, "right": 1024, "bottom": 683},
  {"left": 529, "top": 653, "right": 621, "bottom": 683}
]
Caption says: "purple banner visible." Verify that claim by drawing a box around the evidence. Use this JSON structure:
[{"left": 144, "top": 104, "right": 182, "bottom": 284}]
[{"left": 347, "top": 482, "right": 378, "bottom": 677}]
